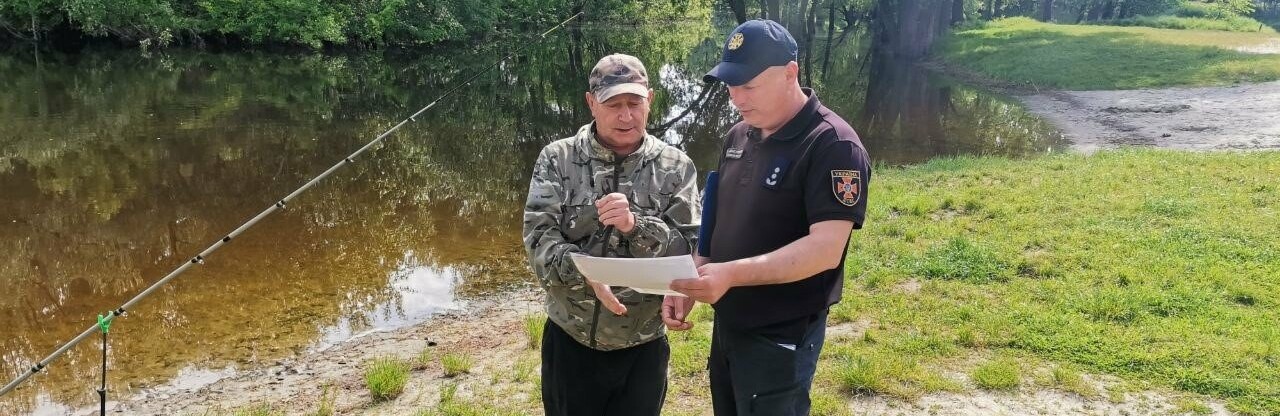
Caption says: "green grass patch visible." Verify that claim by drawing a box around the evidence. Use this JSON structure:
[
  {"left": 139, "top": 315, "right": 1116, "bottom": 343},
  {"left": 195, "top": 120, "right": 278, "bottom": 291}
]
[
  {"left": 939, "top": 17, "right": 1280, "bottom": 89},
  {"left": 441, "top": 352, "right": 473, "bottom": 377},
  {"left": 1051, "top": 365, "right": 1098, "bottom": 398},
  {"left": 523, "top": 314, "right": 544, "bottom": 350},
  {"left": 365, "top": 357, "right": 411, "bottom": 401},
  {"left": 843, "top": 149, "right": 1280, "bottom": 414},
  {"left": 972, "top": 358, "right": 1021, "bottom": 391},
  {"left": 1105, "top": 14, "right": 1274, "bottom": 33},
  {"left": 1174, "top": 396, "right": 1215, "bottom": 414}
]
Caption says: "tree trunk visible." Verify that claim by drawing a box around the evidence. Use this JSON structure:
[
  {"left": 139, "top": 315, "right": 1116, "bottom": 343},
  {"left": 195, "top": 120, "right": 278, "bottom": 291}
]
[
  {"left": 765, "top": 0, "right": 781, "bottom": 21},
  {"left": 1040, "top": 0, "right": 1055, "bottom": 22},
  {"left": 993, "top": 0, "right": 1004, "bottom": 18},
  {"left": 1100, "top": 0, "right": 1116, "bottom": 20},
  {"left": 822, "top": 0, "right": 835, "bottom": 77},
  {"left": 796, "top": 0, "right": 811, "bottom": 44},
  {"left": 982, "top": 0, "right": 993, "bottom": 20},
  {"left": 803, "top": 0, "right": 818, "bottom": 85},
  {"left": 727, "top": 0, "right": 748, "bottom": 24},
  {"left": 952, "top": 0, "right": 965, "bottom": 25}
]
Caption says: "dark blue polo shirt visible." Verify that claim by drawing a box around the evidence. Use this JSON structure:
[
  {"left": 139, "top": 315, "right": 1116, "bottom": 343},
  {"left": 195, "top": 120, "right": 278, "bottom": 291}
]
[{"left": 706, "top": 88, "right": 870, "bottom": 337}]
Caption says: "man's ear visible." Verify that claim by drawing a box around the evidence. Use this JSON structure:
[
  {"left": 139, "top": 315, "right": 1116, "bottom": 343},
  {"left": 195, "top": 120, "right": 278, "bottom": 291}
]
[
  {"left": 585, "top": 91, "right": 597, "bottom": 109},
  {"left": 786, "top": 61, "right": 800, "bottom": 82},
  {"left": 648, "top": 88, "right": 655, "bottom": 103}
]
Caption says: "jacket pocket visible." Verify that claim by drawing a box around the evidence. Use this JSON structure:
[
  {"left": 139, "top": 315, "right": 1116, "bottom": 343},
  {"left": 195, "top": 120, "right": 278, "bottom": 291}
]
[{"left": 560, "top": 193, "right": 598, "bottom": 243}]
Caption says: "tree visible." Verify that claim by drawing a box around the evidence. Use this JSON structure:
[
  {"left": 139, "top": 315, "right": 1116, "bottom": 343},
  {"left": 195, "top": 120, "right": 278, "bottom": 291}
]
[
  {"left": 726, "top": 0, "right": 749, "bottom": 23},
  {"left": 1040, "top": 0, "right": 1055, "bottom": 21}
]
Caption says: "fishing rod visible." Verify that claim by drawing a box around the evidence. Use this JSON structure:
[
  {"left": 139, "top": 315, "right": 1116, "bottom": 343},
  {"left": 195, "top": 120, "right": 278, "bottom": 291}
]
[{"left": 0, "top": 11, "right": 583, "bottom": 403}]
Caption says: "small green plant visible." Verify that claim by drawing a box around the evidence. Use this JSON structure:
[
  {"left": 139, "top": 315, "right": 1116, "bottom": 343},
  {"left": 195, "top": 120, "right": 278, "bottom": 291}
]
[
  {"left": 441, "top": 352, "right": 473, "bottom": 377},
  {"left": 439, "top": 382, "right": 458, "bottom": 404},
  {"left": 311, "top": 383, "right": 337, "bottom": 416},
  {"left": 972, "top": 358, "right": 1020, "bottom": 391},
  {"left": 415, "top": 347, "right": 434, "bottom": 370},
  {"left": 365, "top": 357, "right": 411, "bottom": 401},
  {"left": 523, "top": 314, "right": 545, "bottom": 350}
]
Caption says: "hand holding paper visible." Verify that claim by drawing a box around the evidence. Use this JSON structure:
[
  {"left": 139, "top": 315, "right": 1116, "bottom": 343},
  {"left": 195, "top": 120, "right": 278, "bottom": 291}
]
[{"left": 569, "top": 254, "right": 698, "bottom": 297}]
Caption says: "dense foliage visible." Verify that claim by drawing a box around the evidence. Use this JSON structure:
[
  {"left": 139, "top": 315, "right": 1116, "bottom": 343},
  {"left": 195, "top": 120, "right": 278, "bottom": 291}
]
[{"left": 0, "top": 0, "right": 712, "bottom": 48}]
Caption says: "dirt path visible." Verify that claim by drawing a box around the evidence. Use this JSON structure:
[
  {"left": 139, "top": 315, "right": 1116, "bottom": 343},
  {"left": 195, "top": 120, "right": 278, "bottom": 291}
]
[{"left": 1018, "top": 81, "right": 1280, "bottom": 152}]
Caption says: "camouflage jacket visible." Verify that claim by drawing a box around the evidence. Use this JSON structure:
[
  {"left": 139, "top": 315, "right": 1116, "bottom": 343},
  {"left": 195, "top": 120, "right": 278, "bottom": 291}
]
[{"left": 523, "top": 123, "right": 700, "bottom": 351}]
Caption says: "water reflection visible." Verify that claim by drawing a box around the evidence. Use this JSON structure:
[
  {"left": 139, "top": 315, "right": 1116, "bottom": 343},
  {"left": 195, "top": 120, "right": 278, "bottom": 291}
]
[{"left": 0, "top": 22, "right": 1064, "bottom": 413}]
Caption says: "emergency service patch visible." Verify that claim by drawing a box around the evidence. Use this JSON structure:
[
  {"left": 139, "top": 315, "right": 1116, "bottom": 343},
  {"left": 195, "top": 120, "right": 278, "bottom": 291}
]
[{"left": 831, "top": 170, "right": 861, "bottom": 207}]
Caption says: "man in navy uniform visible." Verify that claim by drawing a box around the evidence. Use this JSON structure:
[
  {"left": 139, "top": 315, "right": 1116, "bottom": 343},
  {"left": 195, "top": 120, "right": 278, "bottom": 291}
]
[{"left": 668, "top": 19, "right": 871, "bottom": 416}]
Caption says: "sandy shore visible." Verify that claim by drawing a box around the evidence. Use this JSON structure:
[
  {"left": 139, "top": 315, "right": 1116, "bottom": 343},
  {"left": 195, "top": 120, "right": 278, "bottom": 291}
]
[{"left": 1019, "top": 81, "right": 1280, "bottom": 152}]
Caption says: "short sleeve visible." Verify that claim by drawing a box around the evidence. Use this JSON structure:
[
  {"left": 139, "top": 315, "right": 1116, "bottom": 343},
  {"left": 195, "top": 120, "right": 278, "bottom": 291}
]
[{"left": 804, "top": 138, "right": 870, "bottom": 229}]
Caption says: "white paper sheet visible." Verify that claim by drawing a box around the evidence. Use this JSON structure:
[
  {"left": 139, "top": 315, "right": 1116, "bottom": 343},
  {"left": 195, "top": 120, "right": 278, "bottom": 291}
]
[{"left": 569, "top": 254, "right": 697, "bottom": 297}]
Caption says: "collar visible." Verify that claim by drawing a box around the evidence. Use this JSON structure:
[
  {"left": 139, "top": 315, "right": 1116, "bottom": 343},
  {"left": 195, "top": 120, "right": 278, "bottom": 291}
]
[{"left": 750, "top": 87, "right": 821, "bottom": 142}]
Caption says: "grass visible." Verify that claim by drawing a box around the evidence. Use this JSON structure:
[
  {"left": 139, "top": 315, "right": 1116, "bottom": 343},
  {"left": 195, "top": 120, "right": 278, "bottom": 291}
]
[
  {"left": 972, "top": 358, "right": 1021, "bottom": 391},
  {"left": 365, "top": 357, "right": 411, "bottom": 401},
  {"left": 441, "top": 352, "right": 473, "bottom": 377},
  {"left": 311, "top": 384, "right": 336, "bottom": 416},
  {"left": 1107, "top": 15, "right": 1272, "bottom": 33},
  {"left": 223, "top": 403, "right": 282, "bottom": 416},
  {"left": 413, "top": 381, "right": 526, "bottom": 416},
  {"left": 1051, "top": 365, "right": 1097, "bottom": 398},
  {"left": 523, "top": 313, "right": 544, "bottom": 350},
  {"left": 939, "top": 17, "right": 1280, "bottom": 89},
  {"left": 843, "top": 150, "right": 1280, "bottom": 414}
]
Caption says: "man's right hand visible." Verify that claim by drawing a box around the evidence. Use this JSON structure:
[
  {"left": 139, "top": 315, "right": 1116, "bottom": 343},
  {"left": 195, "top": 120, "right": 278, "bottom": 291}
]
[
  {"left": 661, "top": 295, "right": 695, "bottom": 331},
  {"left": 587, "top": 279, "right": 628, "bottom": 316}
]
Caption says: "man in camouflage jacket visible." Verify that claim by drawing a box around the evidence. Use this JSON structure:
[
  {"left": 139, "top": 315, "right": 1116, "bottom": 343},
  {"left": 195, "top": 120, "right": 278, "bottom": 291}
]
[{"left": 523, "top": 53, "right": 700, "bottom": 416}]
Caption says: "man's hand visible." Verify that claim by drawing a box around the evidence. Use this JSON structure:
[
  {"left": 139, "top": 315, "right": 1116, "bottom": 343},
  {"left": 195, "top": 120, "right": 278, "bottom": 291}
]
[
  {"left": 587, "top": 279, "right": 628, "bottom": 315},
  {"left": 595, "top": 193, "right": 636, "bottom": 234},
  {"left": 661, "top": 295, "right": 695, "bottom": 331},
  {"left": 670, "top": 262, "right": 735, "bottom": 304}
]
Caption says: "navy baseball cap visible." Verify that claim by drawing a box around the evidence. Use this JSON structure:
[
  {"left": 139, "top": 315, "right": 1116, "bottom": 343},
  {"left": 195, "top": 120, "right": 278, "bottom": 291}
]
[{"left": 704, "top": 19, "right": 798, "bottom": 86}]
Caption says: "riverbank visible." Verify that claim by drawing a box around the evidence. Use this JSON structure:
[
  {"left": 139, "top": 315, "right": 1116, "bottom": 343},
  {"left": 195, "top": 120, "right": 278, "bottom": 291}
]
[
  {"left": 1019, "top": 80, "right": 1280, "bottom": 151},
  {"left": 110, "top": 149, "right": 1279, "bottom": 416},
  {"left": 938, "top": 17, "right": 1280, "bottom": 90},
  {"left": 933, "top": 18, "right": 1280, "bottom": 151}
]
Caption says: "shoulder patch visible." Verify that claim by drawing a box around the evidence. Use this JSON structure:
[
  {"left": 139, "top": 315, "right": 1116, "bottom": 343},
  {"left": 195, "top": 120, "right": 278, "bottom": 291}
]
[{"left": 831, "top": 170, "right": 861, "bottom": 207}]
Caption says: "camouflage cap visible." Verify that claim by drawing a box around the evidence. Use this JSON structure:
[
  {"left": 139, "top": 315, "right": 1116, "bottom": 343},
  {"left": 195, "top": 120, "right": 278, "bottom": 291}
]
[{"left": 589, "top": 53, "right": 650, "bottom": 103}]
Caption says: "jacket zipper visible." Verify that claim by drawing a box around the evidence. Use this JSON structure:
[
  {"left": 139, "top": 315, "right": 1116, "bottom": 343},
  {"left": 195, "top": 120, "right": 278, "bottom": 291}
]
[{"left": 588, "top": 157, "right": 625, "bottom": 349}]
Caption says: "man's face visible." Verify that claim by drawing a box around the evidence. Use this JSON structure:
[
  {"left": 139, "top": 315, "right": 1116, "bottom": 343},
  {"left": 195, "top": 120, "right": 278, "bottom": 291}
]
[
  {"left": 587, "top": 90, "right": 653, "bottom": 146},
  {"left": 726, "top": 63, "right": 797, "bottom": 131}
]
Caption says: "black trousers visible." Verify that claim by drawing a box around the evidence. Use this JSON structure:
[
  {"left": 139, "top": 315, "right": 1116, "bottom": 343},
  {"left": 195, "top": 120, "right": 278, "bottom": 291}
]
[
  {"left": 541, "top": 319, "right": 670, "bottom": 416},
  {"left": 709, "top": 311, "right": 828, "bottom": 416}
]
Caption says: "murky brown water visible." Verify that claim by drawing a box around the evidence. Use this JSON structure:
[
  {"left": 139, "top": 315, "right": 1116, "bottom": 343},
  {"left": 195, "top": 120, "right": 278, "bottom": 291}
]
[{"left": 0, "top": 22, "right": 1065, "bottom": 414}]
